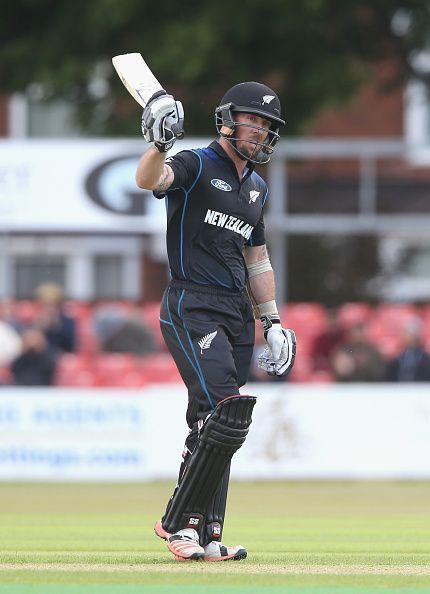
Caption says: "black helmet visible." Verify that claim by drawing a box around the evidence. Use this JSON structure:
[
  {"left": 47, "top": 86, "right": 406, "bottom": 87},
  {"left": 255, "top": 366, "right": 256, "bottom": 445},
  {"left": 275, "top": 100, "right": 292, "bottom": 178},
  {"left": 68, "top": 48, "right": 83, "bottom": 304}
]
[{"left": 215, "top": 82, "right": 285, "bottom": 164}]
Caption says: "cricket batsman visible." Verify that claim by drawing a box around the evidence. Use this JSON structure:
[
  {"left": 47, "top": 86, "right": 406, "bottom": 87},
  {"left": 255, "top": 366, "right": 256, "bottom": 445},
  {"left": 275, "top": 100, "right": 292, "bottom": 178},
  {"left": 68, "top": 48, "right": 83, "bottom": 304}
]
[{"left": 135, "top": 81, "right": 296, "bottom": 561}]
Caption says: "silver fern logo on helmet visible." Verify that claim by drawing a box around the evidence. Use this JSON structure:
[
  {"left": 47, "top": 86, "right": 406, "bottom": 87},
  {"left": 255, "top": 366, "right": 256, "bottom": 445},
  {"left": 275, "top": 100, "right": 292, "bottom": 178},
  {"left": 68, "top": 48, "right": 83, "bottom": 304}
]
[{"left": 262, "top": 95, "right": 275, "bottom": 104}]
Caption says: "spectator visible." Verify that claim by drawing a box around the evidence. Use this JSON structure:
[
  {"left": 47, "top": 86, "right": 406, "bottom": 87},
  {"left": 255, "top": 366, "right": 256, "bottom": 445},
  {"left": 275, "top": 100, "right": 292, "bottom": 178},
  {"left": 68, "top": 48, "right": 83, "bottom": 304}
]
[
  {"left": 331, "top": 322, "right": 386, "bottom": 382},
  {"left": 0, "top": 298, "right": 23, "bottom": 333},
  {"left": 387, "top": 317, "right": 430, "bottom": 382},
  {"left": 34, "top": 283, "right": 76, "bottom": 352},
  {"left": 310, "top": 307, "right": 345, "bottom": 372},
  {"left": 10, "top": 328, "right": 57, "bottom": 386},
  {"left": 93, "top": 305, "right": 156, "bottom": 355}
]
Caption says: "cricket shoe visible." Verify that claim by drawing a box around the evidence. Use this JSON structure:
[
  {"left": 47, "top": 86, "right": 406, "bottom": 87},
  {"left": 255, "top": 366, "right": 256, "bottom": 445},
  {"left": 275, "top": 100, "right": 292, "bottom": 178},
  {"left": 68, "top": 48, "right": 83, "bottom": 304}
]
[
  {"left": 203, "top": 540, "right": 247, "bottom": 561},
  {"left": 166, "top": 528, "right": 205, "bottom": 561},
  {"left": 154, "top": 519, "right": 171, "bottom": 541},
  {"left": 155, "top": 520, "right": 203, "bottom": 561}
]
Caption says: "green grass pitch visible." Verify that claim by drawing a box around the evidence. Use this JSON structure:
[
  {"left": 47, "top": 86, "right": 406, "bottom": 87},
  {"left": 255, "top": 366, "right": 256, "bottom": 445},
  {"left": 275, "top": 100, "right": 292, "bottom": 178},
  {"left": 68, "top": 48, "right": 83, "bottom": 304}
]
[{"left": 0, "top": 481, "right": 429, "bottom": 593}]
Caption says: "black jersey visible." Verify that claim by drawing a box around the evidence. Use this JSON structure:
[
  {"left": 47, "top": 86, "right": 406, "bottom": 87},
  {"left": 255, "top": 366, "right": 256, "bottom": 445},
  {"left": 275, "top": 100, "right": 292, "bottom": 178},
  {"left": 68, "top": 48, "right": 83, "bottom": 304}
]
[{"left": 157, "top": 141, "right": 268, "bottom": 291}]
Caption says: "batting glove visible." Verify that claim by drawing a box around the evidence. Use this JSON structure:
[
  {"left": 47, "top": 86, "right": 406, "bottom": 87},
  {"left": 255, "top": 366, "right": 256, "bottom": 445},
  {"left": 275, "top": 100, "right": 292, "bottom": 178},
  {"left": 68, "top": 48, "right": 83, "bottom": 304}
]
[
  {"left": 258, "top": 315, "right": 296, "bottom": 377},
  {"left": 141, "top": 92, "right": 184, "bottom": 152}
]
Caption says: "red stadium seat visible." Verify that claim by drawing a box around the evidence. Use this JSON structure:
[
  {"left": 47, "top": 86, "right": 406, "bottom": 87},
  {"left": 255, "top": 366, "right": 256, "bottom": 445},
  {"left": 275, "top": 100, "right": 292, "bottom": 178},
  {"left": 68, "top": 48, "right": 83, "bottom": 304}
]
[
  {"left": 279, "top": 304, "right": 328, "bottom": 359},
  {"left": 337, "top": 303, "right": 372, "bottom": 330},
  {"left": 280, "top": 303, "right": 328, "bottom": 334},
  {"left": 55, "top": 354, "right": 100, "bottom": 387},
  {"left": 366, "top": 304, "right": 422, "bottom": 358},
  {"left": 138, "top": 353, "right": 182, "bottom": 383},
  {"left": 289, "top": 355, "right": 315, "bottom": 383},
  {"left": 141, "top": 302, "right": 166, "bottom": 350},
  {"left": 14, "top": 300, "right": 40, "bottom": 325},
  {"left": 120, "top": 371, "right": 148, "bottom": 388},
  {"left": 0, "top": 366, "right": 12, "bottom": 385},
  {"left": 373, "top": 303, "right": 420, "bottom": 327},
  {"left": 63, "top": 369, "right": 100, "bottom": 387},
  {"left": 63, "top": 301, "right": 90, "bottom": 320},
  {"left": 95, "top": 353, "right": 138, "bottom": 386}
]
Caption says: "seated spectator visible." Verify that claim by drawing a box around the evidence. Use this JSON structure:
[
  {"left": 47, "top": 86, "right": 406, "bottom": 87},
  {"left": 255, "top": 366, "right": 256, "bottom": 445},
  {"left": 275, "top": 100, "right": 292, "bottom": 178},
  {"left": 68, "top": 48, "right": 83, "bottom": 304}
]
[
  {"left": 34, "top": 283, "right": 76, "bottom": 352},
  {"left": 331, "top": 322, "right": 386, "bottom": 382},
  {"left": 93, "top": 305, "right": 156, "bottom": 355},
  {"left": 0, "top": 298, "right": 23, "bottom": 333},
  {"left": 387, "top": 317, "right": 430, "bottom": 382},
  {"left": 10, "top": 328, "right": 57, "bottom": 386},
  {"left": 311, "top": 307, "right": 345, "bottom": 372}
]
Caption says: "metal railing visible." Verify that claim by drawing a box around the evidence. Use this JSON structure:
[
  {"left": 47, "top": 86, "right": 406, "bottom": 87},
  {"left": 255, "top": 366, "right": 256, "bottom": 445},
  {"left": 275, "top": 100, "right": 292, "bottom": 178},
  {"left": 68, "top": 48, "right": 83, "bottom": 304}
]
[{"left": 266, "top": 138, "right": 430, "bottom": 302}]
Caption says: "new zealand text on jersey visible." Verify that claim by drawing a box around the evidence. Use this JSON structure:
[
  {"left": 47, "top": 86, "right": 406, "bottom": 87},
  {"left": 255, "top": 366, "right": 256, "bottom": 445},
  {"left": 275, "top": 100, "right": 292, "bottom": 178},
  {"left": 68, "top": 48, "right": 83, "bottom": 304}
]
[{"left": 204, "top": 209, "right": 254, "bottom": 240}]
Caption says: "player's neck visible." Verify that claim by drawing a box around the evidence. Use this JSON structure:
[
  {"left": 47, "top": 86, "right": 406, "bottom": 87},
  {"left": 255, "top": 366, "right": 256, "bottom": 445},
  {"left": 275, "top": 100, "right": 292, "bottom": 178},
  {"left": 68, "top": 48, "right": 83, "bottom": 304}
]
[{"left": 218, "top": 138, "right": 248, "bottom": 179}]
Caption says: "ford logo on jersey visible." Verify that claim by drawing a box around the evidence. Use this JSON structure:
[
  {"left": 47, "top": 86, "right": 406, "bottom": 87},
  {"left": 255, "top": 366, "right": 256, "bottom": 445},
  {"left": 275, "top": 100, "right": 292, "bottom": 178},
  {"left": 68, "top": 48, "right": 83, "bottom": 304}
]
[{"left": 211, "top": 178, "right": 232, "bottom": 192}]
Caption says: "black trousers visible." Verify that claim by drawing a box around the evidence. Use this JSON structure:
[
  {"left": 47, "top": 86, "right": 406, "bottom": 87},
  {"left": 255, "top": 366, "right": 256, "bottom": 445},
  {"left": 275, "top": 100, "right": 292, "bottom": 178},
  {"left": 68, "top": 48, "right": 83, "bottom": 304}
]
[
  {"left": 160, "top": 279, "right": 255, "bottom": 427},
  {"left": 159, "top": 280, "right": 255, "bottom": 543}
]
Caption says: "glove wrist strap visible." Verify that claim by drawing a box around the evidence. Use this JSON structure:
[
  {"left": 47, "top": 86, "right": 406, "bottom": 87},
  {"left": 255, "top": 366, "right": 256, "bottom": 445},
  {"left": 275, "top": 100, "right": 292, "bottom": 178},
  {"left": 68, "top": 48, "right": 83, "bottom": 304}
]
[
  {"left": 261, "top": 315, "right": 281, "bottom": 333},
  {"left": 154, "top": 139, "right": 174, "bottom": 153},
  {"left": 258, "top": 300, "right": 280, "bottom": 333}
]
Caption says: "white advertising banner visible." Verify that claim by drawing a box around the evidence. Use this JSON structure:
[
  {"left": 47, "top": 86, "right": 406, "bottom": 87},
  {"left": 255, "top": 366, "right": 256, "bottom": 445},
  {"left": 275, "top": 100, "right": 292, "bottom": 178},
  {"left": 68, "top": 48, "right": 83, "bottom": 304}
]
[
  {"left": 0, "top": 384, "right": 429, "bottom": 480},
  {"left": 235, "top": 383, "right": 430, "bottom": 479},
  {"left": 0, "top": 387, "right": 188, "bottom": 480},
  {"left": 0, "top": 138, "right": 209, "bottom": 233}
]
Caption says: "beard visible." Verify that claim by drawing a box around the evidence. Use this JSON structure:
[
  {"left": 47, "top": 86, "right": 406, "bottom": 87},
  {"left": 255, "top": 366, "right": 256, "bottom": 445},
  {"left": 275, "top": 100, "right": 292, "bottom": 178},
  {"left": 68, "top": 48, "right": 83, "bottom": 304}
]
[{"left": 236, "top": 139, "right": 260, "bottom": 160}]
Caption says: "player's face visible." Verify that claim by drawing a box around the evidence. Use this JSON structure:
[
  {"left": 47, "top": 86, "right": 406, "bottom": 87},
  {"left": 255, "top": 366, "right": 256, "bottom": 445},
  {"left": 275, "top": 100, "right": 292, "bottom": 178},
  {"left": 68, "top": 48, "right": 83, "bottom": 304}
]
[{"left": 234, "top": 113, "right": 271, "bottom": 159}]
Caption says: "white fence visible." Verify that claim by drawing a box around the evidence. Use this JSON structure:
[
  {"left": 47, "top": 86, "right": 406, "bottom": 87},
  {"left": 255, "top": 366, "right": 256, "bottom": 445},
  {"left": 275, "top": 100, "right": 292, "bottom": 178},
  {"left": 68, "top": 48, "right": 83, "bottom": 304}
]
[{"left": 0, "top": 383, "right": 429, "bottom": 481}]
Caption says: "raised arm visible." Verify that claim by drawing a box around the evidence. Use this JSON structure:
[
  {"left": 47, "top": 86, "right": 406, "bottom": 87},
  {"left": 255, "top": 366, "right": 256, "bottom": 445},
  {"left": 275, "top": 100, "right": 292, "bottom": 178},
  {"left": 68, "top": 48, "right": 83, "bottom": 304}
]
[
  {"left": 135, "top": 90, "right": 184, "bottom": 192},
  {"left": 135, "top": 146, "right": 174, "bottom": 192}
]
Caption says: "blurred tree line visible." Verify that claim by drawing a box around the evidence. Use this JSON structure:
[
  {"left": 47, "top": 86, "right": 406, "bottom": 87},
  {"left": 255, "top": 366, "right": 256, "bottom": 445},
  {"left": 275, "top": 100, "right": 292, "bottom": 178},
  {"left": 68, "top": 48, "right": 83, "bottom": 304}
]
[{"left": 1, "top": 0, "right": 429, "bottom": 136}]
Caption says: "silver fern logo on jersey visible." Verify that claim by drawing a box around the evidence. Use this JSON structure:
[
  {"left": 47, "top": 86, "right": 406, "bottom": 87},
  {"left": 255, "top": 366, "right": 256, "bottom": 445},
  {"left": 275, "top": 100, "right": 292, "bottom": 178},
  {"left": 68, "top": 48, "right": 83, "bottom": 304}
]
[
  {"left": 198, "top": 331, "right": 218, "bottom": 355},
  {"left": 249, "top": 190, "right": 260, "bottom": 203},
  {"left": 211, "top": 179, "right": 232, "bottom": 192}
]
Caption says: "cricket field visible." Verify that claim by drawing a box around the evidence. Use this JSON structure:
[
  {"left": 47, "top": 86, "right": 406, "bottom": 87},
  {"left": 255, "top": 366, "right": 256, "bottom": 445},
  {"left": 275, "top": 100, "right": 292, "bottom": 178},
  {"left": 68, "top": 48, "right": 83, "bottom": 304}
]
[{"left": 0, "top": 480, "right": 429, "bottom": 593}]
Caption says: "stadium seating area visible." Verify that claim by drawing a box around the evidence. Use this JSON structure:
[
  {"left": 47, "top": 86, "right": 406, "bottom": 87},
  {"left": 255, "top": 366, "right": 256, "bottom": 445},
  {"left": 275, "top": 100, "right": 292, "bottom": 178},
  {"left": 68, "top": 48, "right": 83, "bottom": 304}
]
[{"left": 1, "top": 300, "right": 430, "bottom": 386}]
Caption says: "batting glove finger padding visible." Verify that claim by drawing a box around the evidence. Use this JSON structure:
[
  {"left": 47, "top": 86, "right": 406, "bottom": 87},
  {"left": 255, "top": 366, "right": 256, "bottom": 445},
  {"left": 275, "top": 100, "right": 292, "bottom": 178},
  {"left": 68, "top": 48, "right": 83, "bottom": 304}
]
[
  {"left": 141, "top": 93, "right": 184, "bottom": 152},
  {"left": 258, "top": 327, "right": 296, "bottom": 377}
]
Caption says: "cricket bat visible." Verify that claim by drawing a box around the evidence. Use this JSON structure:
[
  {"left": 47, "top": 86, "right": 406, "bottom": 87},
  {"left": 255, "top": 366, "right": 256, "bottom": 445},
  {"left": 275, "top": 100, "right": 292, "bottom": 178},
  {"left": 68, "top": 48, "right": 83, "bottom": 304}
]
[{"left": 112, "top": 52, "right": 164, "bottom": 109}]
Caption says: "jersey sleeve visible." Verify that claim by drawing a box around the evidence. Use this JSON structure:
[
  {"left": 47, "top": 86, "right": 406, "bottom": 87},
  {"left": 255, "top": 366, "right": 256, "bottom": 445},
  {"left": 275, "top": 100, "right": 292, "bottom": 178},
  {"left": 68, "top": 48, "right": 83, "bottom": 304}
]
[
  {"left": 247, "top": 183, "right": 268, "bottom": 246},
  {"left": 153, "top": 150, "right": 200, "bottom": 198},
  {"left": 247, "top": 211, "right": 266, "bottom": 246}
]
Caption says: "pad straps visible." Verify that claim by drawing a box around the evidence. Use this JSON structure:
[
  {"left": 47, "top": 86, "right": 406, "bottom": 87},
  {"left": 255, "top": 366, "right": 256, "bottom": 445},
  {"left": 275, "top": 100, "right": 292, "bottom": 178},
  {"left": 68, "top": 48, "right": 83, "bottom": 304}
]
[
  {"left": 162, "top": 395, "right": 256, "bottom": 536},
  {"left": 201, "top": 463, "right": 231, "bottom": 546}
]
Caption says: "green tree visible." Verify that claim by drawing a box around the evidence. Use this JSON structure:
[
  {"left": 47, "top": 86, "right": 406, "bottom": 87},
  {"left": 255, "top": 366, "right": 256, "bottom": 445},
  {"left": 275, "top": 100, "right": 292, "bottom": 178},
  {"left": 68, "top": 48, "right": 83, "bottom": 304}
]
[{"left": 1, "top": 0, "right": 429, "bottom": 135}]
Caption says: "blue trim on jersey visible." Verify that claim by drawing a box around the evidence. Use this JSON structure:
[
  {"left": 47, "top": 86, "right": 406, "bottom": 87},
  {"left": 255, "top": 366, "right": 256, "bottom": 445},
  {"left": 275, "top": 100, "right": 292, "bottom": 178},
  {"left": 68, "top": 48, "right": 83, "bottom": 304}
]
[
  {"left": 189, "top": 150, "right": 203, "bottom": 191},
  {"left": 178, "top": 289, "right": 185, "bottom": 317},
  {"left": 159, "top": 317, "right": 173, "bottom": 326},
  {"left": 262, "top": 186, "right": 269, "bottom": 206},
  {"left": 179, "top": 151, "right": 203, "bottom": 279},
  {"left": 179, "top": 188, "right": 189, "bottom": 278},
  {"left": 199, "top": 146, "right": 222, "bottom": 163}
]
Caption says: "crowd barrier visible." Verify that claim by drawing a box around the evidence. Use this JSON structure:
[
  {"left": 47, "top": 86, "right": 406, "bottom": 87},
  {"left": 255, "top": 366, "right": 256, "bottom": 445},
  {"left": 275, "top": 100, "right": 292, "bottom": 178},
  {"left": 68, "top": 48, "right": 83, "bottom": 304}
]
[{"left": 0, "top": 383, "right": 429, "bottom": 481}]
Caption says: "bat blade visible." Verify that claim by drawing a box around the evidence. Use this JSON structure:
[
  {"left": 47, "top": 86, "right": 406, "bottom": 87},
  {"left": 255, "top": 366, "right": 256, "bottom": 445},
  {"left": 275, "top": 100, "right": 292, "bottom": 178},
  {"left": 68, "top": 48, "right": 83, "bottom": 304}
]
[{"left": 112, "top": 53, "right": 163, "bottom": 108}]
